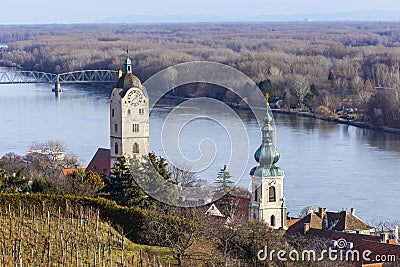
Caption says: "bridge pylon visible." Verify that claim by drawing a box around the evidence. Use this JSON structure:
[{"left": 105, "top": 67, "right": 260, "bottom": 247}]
[{"left": 52, "top": 75, "right": 62, "bottom": 92}]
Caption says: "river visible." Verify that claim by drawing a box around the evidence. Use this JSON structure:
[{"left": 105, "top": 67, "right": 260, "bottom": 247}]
[{"left": 1, "top": 77, "right": 400, "bottom": 223}]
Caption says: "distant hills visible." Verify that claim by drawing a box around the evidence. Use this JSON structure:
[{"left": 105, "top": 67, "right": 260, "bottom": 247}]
[{"left": 98, "top": 11, "right": 400, "bottom": 24}]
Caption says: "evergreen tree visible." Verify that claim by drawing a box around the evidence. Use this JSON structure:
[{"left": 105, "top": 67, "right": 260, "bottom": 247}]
[
  {"left": 148, "top": 152, "right": 171, "bottom": 180},
  {"left": 103, "top": 156, "right": 152, "bottom": 208},
  {"left": 0, "top": 167, "right": 28, "bottom": 192},
  {"left": 213, "top": 165, "right": 235, "bottom": 216},
  {"left": 135, "top": 156, "right": 176, "bottom": 206},
  {"left": 214, "top": 165, "right": 234, "bottom": 197}
]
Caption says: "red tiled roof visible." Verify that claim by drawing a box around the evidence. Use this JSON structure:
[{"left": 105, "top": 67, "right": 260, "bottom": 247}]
[
  {"left": 86, "top": 148, "right": 111, "bottom": 176},
  {"left": 303, "top": 229, "right": 400, "bottom": 265},
  {"left": 286, "top": 209, "right": 371, "bottom": 235},
  {"left": 208, "top": 195, "right": 250, "bottom": 221},
  {"left": 61, "top": 168, "right": 86, "bottom": 177},
  {"left": 285, "top": 213, "right": 322, "bottom": 235},
  {"left": 326, "top": 211, "right": 371, "bottom": 232},
  {"left": 287, "top": 217, "right": 301, "bottom": 228},
  {"left": 232, "top": 195, "right": 250, "bottom": 220}
]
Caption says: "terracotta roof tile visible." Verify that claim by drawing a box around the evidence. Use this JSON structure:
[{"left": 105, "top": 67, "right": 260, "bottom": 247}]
[
  {"left": 61, "top": 168, "right": 86, "bottom": 177},
  {"left": 302, "top": 229, "right": 400, "bottom": 265},
  {"left": 287, "top": 209, "right": 372, "bottom": 236},
  {"left": 287, "top": 218, "right": 301, "bottom": 228}
]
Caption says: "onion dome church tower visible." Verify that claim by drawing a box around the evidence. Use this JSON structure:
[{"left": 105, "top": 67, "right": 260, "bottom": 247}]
[
  {"left": 109, "top": 53, "right": 149, "bottom": 168},
  {"left": 249, "top": 107, "right": 287, "bottom": 229}
]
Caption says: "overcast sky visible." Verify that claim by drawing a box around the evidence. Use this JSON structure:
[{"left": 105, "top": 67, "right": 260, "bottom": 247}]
[{"left": 1, "top": 0, "right": 400, "bottom": 24}]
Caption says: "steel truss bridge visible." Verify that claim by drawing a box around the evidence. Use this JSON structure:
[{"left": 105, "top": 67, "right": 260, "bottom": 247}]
[{"left": 0, "top": 70, "right": 119, "bottom": 91}]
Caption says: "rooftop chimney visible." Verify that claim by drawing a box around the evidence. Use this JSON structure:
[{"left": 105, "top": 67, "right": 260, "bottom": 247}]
[
  {"left": 318, "top": 207, "right": 326, "bottom": 219},
  {"left": 380, "top": 233, "right": 389, "bottom": 243},
  {"left": 350, "top": 208, "right": 355, "bottom": 216},
  {"left": 307, "top": 206, "right": 314, "bottom": 215},
  {"left": 304, "top": 223, "right": 310, "bottom": 234}
]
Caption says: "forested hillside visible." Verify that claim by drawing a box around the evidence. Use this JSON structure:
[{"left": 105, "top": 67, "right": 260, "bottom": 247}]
[{"left": 1, "top": 22, "right": 400, "bottom": 127}]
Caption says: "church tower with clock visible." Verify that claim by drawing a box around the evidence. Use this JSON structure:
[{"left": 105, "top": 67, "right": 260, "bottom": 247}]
[
  {"left": 249, "top": 107, "right": 287, "bottom": 230},
  {"left": 109, "top": 54, "right": 149, "bottom": 168}
]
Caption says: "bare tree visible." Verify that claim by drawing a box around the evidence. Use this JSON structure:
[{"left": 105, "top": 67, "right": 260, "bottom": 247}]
[
  {"left": 289, "top": 74, "right": 310, "bottom": 109},
  {"left": 163, "top": 66, "right": 179, "bottom": 94},
  {"left": 169, "top": 165, "right": 200, "bottom": 189},
  {"left": 147, "top": 206, "right": 211, "bottom": 266},
  {"left": 0, "top": 153, "right": 25, "bottom": 174},
  {"left": 299, "top": 206, "right": 314, "bottom": 218},
  {"left": 25, "top": 140, "right": 79, "bottom": 181}
]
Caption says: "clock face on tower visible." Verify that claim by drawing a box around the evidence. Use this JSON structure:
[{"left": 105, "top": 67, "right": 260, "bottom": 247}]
[{"left": 126, "top": 90, "right": 143, "bottom": 106}]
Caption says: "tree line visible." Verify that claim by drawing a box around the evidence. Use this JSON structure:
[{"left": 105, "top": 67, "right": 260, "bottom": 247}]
[{"left": 1, "top": 22, "right": 400, "bottom": 127}]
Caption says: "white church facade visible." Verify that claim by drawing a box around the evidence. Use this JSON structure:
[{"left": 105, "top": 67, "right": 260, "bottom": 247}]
[
  {"left": 109, "top": 55, "right": 150, "bottom": 168},
  {"left": 249, "top": 109, "right": 287, "bottom": 229}
]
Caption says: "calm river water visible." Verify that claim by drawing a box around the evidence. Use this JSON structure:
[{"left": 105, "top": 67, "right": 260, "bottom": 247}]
[{"left": 1, "top": 76, "right": 400, "bottom": 223}]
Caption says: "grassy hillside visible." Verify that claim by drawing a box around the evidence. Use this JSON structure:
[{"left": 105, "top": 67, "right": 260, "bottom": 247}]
[{"left": 0, "top": 195, "right": 170, "bottom": 266}]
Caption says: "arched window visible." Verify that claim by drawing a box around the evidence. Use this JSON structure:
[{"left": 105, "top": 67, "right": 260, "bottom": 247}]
[
  {"left": 127, "top": 109, "right": 131, "bottom": 115},
  {"left": 115, "top": 142, "right": 119, "bottom": 155},
  {"left": 133, "top": 143, "right": 139, "bottom": 154},
  {"left": 269, "top": 186, "right": 276, "bottom": 202},
  {"left": 254, "top": 187, "right": 258, "bottom": 202},
  {"left": 270, "top": 215, "right": 276, "bottom": 227}
]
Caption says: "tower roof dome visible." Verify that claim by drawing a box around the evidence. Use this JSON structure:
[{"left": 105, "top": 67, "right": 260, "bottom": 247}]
[
  {"left": 250, "top": 107, "right": 284, "bottom": 177},
  {"left": 116, "top": 73, "right": 141, "bottom": 89}
]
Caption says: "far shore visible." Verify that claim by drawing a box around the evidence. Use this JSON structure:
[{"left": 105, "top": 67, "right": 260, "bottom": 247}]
[
  {"left": 163, "top": 95, "right": 400, "bottom": 135},
  {"left": 271, "top": 109, "right": 400, "bottom": 135}
]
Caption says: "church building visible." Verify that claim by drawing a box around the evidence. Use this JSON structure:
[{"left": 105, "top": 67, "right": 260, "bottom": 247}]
[
  {"left": 86, "top": 55, "right": 287, "bottom": 231},
  {"left": 109, "top": 55, "right": 150, "bottom": 167},
  {"left": 86, "top": 54, "right": 149, "bottom": 174},
  {"left": 249, "top": 108, "right": 287, "bottom": 229}
]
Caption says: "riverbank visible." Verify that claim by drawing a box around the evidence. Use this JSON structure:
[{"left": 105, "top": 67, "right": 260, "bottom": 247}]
[
  {"left": 163, "top": 95, "right": 400, "bottom": 135},
  {"left": 271, "top": 109, "right": 400, "bottom": 135}
]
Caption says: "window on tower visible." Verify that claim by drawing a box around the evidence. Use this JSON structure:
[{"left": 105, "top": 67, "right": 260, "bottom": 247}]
[
  {"left": 269, "top": 186, "right": 276, "bottom": 202},
  {"left": 133, "top": 124, "right": 139, "bottom": 132},
  {"left": 133, "top": 143, "right": 139, "bottom": 154},
  {"left": 114, "top": 123, "right": 118, "bottom": 132},
  {"left": 254, "top": 187, "right": 258, "bottom": 202},
  {"left": 112, "top": 109, "right": 114, "bottom": 117},
  {"left": 128, "top": 109, "right": 131, "bottom": 115},
  {"left": 270, "top": 215, "right": 276, "bottom": 227},
  {"left": 115, "top": 142, "right": 119, "bottom": 155}
]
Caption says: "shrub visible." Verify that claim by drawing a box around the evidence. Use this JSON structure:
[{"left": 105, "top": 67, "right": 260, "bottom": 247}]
[{"left": 315, "top": 105, "right": 334, "bottom": 119}]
